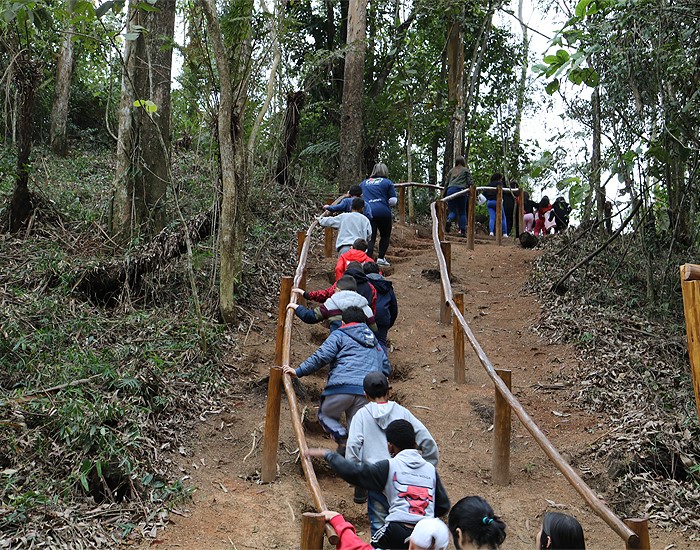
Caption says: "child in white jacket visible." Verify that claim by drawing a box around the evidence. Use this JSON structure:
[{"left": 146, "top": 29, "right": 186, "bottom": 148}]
[{"left": 345, "top": 372, "right": 439, "bottom": 535}]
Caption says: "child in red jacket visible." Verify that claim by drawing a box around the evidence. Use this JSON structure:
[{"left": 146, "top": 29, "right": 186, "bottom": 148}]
[{"left": 335, "top": 238, "right": 373, "bottom": 281}]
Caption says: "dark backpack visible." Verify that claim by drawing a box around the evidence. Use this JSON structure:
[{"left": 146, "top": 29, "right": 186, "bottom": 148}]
[{"left": 552, "top": 197, "right": 572, "bottom": 231}]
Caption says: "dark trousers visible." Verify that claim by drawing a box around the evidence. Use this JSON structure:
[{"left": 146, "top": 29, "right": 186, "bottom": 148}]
[
  {"left": 445, "top": 186, "right": 467, "bottom": 233},
  {"left": 370, "top": 521, "right": 414, "bottom": 549},
  {"left": 368, "top": 215, "right": 393, "bottom": 259}
]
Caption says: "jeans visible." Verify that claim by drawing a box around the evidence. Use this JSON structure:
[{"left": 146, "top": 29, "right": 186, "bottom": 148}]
[
  {"left": 487, "top": 200, "right": 507, "bottom": 235},
  {"left": 445, "top": 186, "right": 467, "bottom": 233},
  {"left": 367, "top": 490, "right": 390, "bottom": 536}
]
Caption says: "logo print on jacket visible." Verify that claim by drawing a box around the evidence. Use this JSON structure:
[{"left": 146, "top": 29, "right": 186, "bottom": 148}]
[{"left": 392, "top": 473, "right": 433, "bottom": 516}]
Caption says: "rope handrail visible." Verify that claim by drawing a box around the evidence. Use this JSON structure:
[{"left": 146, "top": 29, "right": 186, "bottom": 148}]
[{"left": 428, "top": 200, "right": 638, "bottom": 546}]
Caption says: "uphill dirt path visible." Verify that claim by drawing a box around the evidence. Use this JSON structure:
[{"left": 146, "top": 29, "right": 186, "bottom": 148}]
[{"left": 146, "top": 226, "right": 690, "bottom": 549}]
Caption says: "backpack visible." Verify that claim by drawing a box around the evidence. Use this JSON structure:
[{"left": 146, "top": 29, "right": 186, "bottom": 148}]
[{"left": 552, "top": 197, "right": 572, "bottom": 231}]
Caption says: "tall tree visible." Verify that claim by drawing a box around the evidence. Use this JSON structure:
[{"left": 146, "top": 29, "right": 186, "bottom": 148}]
[
  {"left": 50, "top": 0, "right": 77, "bottom": 156},
  {"left": 110, "top": 0, "right": 176, "bottom": 241},
  {"left": 338, "top": 0, "right": 367, "bottom": 191},
  {"left": 199, "top": 0, "right": 252, "bottom": 323},
  {"left": 445, "top": 8, "right": 464, "bottom": 173}
]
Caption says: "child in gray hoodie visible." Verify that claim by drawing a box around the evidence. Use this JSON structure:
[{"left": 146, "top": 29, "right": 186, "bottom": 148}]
[{"left": 346, "top": 372, "right": 438, "bottom": 535}]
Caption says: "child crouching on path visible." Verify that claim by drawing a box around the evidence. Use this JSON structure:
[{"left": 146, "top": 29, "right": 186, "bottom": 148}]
[
  {"left": 347, "top": 372, "right": 438, "bottom": 534},
  {"left": 282, "top": 307, "right": 390, "bottom": 453},
  {"left": 290, "top": 275, "right": 377, "bottom": 333}
]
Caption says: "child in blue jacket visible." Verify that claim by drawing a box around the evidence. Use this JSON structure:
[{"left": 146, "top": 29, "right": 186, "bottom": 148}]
[
  {"left": 363, "top": 261, "right": 398, "bottom": 353},
  {"left": 282, "top": 307, "right": 390, "bottom": 451},
  {"left": 323, "top": 184, "right": 373, "bottom": 220}
]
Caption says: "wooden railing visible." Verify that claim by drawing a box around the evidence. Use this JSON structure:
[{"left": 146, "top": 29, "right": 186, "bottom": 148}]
[
  {"left": 261, "top": 184, "right": 650, "bottom": 549},
  {"left": 428, "top": 198, "right": 649, "bottom": 549}
]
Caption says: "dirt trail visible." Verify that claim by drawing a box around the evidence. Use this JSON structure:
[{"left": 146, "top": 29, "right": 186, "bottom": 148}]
[{"left": 148, "top": 226, "right": 692, "bottom": 549}]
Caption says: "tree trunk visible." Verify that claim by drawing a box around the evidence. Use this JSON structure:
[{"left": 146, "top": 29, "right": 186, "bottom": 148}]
[
  {"left": 8, "top": 54, "right": 42, "bottom": 233},
  {"left": 512, "top": 0, "right": 528, "bottom": 179},
  {"left": 430, "top": 51, "right": 446, "bottom": 186},
  {"left": 275, "top": 91, "right": 305, "bottom": 186},
  {"left": 592, "top": 87, "right": 605, "bottom": 234},
  {"left": 110, "top": 0, "right": 176, "bottom": 241},
  {"left": 200, "top": 0, "right": 252, "bottom": 324},
  {"left": 50, "top": 0, "right": 77, "bottom": 157},
  {"left": 464, "top": 8, "right": 493, "bottom": 162},
  {"left": 445, "top": 12, "right": 464, "bottom": 172},
  {"left": 338, "top": 0, "right": 367, "bottom": 192}
]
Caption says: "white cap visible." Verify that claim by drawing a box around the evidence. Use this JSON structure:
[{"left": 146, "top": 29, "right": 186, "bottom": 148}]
[{"left": 407, "top": 518, "right": 450, "bottom": 550}]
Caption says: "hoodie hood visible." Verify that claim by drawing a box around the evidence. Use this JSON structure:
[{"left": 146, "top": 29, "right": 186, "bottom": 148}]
[
  {"left": 339, "top": 322, "right": 377, "bottom": 348},
  {"left": 325, "top": 290, "right": 369, "bottom": 310},
  {"left": 366, "top": 273, "right": 393, "bottom": 293},
  {"left": 345, "top": 268, "right": 371, "bottom": 286},
  {"left": 394, "top": 448, "right": 429, "bottom": 469},
  {"left": 365, "top": 401, "right": 401, "bottom": 429}
]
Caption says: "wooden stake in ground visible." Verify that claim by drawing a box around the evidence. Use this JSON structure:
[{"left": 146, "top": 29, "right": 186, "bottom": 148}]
[
  {"left": 399, "top": 186, "right": 406, "bottom": 225},
  {"left": 453, "top": 293, "right": 465, "bottom": 384},
  {"left": 681, "top": 263, "right": 700, "bottom": 423},
  {"left": 624, "top": 518, "right": 650, "bottom": 550},
  {"left": 493, "top": 369, "right": 512, "bottom": 485},
  {"left": 261, "top": 276, "right": 293, "bottom": 483},
  {"left": 300, "top": 512, "right": 326, "bottom": 550},
  {"left": 440, "top": 241, "right": 451, "bottom": 324}
]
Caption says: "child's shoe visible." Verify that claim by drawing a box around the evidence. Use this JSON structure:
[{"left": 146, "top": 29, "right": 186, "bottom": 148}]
[{"left": 376, "top": 258, "right": 391, "bottom": 267}]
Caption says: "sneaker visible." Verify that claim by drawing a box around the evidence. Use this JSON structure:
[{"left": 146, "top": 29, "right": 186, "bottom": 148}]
[
  {"left": 460, "top": 231, "right": 466, "bottom": 238},
  {"left": 354, "top": 487, "right": 368, "bottom": 504},
  {"left": 445, "top": 221, "right": 452, "bottom": 233},
  {"left": 489, "top": 232, "right": 494, "bottom": 237},
  {"left": 376, "top": 258, "right": 391, "bottom": 267}
]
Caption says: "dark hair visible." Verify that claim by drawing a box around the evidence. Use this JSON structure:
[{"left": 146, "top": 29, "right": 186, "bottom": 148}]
[
  {"left": 454, "top": 156, "right": 466, "bottom": 167},
  {"left": 342, "top": 305, "right": 367, "bottom": 324},
  {"left": 363, "top": 261, "right": 380, "bottom": 274},
  {"left": 448, "top": 496, "right": 506, "bottom": 549},
  {"left": 490, "top": 173, "right": 503, "bottom": 183},
  {"left": 336, "top": 276, "right": 357, "bottom": 292},
  {"left": 348, "top": 184, "right": 362, "bottom": 197},
  {"left": 370, "top": 163, "right": 389, "bottom": 178},
  {"left": 351, "top": 197, "right": 365, "bottom": 211},
  {"left": 385, "top": 419, "right": 415, "bottom": 451},
  {"left": 352, "top": 238, "right": 368, "bottom": 251},
  {"left": 539, "top": 196, "right": 550, "bottom": 208},
  {"left": 345, "top": 261, "right": 363, "bottom": 271},
  {"left": 540, "top": 513, "right": 585, "bottom": 550}
]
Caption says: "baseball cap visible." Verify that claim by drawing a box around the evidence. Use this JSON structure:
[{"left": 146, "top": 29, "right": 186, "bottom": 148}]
[
  {"left": 363, "top": 371, "right": 389, "bottom": 398},
  {"left": 407, "top": 517, "right": 450, "bottom": 550}
]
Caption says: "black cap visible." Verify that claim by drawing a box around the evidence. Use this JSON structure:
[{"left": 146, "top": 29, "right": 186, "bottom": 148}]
[{"left": 364, "top": 371, "right": 389, "bottom": 398}]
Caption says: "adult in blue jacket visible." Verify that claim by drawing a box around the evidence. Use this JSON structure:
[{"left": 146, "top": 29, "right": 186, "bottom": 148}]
[
  {"left": 360, "top": 163, "right": 397, "bottom": 267},
  {"left": 282, "top": 307, "right": 390, "bottom": 449}
]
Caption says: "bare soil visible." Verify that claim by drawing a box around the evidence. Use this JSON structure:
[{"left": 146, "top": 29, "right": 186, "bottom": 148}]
[{"left": 144, "top": 226, "right": 693, "bottom": 549}]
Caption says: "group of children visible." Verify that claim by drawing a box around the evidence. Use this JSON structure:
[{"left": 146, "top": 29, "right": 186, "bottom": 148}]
[{"left": 281, "top": 184, "right": 585, "bottom": 549}]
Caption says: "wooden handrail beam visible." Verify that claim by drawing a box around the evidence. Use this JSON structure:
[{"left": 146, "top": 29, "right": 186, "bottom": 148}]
[{"left": 429, "top": 202, "right": 638, "bottom": 546}]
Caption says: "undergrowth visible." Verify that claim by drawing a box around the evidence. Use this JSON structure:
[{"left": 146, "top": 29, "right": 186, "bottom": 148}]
[
  {"left": 527, "top": 229, "right": 700, "bottom": 533},
  {"left": 0, "top": 143, "right": 332, "bottom": 545}
]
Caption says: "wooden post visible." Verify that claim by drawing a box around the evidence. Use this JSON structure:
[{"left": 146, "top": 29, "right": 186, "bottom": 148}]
[
  {"left": 681, "top": 264, "right": 700, "bottom": 423},
  {"left": 297, "top": 231, "right": 307, "bottom": 305},
  {"left": 300, "top": 512, "right": 326, "bottom": 550},
  {"left": 453, "top": 293, "right": 465, "bottom": 384},
  {"left": 440, "top": 241, "right": 451, "bottom": 324},
  {"left": 495, "top": 186, "right": 503, "bottom": 245},
  {"left": 436, "top": 201, "right": 445, "bottom": 241},
  {"left": 518, "top": 189, "right": 525, "bottom": 237},
  {"left": 624, "top": 518, "right": 650, "bottom": 550},
  {"left": 399, "top": 186, "right": 406, "bottom": 225},
  {"left": 324, "top": 228, "right": 334, "bottom": 258},
  {"left": 467, "top": 184, "right": 475, "bottom": 250},
  {"left": 261, "top": 277, "right": 294, "bottom": 482},
  {"left": 492, "top": 369, "right": 512, "bottom": 486}
]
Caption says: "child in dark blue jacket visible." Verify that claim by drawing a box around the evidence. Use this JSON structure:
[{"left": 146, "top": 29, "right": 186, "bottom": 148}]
[
  {"left": 283, "top": 307, "right": 390, "bottom": 450},
  {"left": 363, "top": 262, "right": 398, "bottom": 353},
  {"left": 323, "top": 184, "right": 373, "bottom": 220}
]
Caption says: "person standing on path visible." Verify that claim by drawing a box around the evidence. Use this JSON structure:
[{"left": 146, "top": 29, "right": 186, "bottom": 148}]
[
  {"left": 442, "top": 156, "right": 473, "bottom": 237},
  {"left": 324, "top": 184, "right": 373, "bottom": 221},
  {"left": 360, "top": 163, "right": 397, "bottom": 266},
  {"left": 319, "top": 197, "right": 372, "bottom": 255},
  {"left": 483, "top": 173, "right": 508, "bottom": 237}
]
